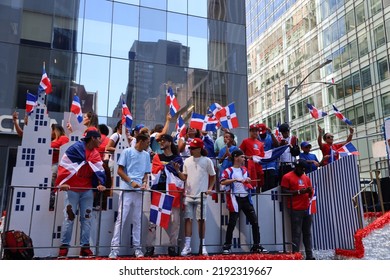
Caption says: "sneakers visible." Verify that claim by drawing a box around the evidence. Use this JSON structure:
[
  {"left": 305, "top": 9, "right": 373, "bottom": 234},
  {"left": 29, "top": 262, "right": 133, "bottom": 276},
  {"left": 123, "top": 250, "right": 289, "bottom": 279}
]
[
  {"left": 108, "top": 250, "right": 119, "bottom": 259},
  {"left": 201, "top": 246, "right": 208, "bottom": 256},
  {"left": 134, "top": 249, "right": 144, "bottom": 258},
  {"left": 58, "top": 244, "right": 69, "bottom": 258},
  {"left": 181, "top": 246, "right": 191, "bottom": 256},
  {"left": 250, "top": 244, "right": 268, "bottom": 254},
  {"left": 144, "top": 247, "right": 155, "bottom": 257},
  {"left": 79, "top": 244, "right": 94, "bottom": 258},
  {"left": 222, "top": 245, "right": 231, "bottom": 255},
  {"left": 168, "top": 246, "right": 178, "bottom": 257}
]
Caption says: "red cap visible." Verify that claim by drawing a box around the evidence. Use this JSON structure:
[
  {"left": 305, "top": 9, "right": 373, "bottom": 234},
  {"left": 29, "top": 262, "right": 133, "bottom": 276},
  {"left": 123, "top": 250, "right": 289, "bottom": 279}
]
[
  {"left": 257, "top": 123, "right": 267, "bottom": 134},
  {"left": 189, "top": 138, "right": 204, "bottom": 149},
  {"left": 249, "top": 124, "right": 259, "bottom": 131}
]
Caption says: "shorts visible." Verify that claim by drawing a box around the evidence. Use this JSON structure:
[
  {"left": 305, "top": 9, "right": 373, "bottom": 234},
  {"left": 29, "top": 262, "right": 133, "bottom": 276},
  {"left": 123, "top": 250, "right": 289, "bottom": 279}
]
[{"left": 184, "top": 196, "right": 208, "bottom": 220}]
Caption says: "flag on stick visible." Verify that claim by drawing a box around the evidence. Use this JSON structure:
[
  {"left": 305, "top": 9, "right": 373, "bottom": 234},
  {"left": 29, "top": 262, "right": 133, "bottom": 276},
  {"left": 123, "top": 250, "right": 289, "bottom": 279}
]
[
  {"left": 332, "top": 104, "right": 352, "bottom": 125},
  {"left": 190, "top": 112, "right": 218, "bottom": 131},
  {"left": 307, "top": 103, "right": 327, "bottom": 119},
  {"left": 121, "top": 98, "right": 133, "bottom": 129},
  {"left": 38, "top": 62, "right": 52, "bottom": 94},
  {"left": 337, "top": 142, "right": 359, "bottom": 157},
  {"left": 166, "top": 87, "right": 180, "bottom": 117},
  {"left": 26, "top": 92, "right": 38, "bottom": 115},
  {"left": 218, "top": 103, "right": 239, "bottom": 129},
  {"left": 70, "top": 95, "right": 83, "bottom": 123}
]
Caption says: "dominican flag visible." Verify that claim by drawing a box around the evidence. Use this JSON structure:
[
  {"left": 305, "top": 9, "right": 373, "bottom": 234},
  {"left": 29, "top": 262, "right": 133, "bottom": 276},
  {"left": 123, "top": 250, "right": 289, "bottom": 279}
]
[
  {"left": 252, "top": 145, "right": 289, "bottom": 164},
  {"left": 56, "top": 141, "right": 106, "bottom": 187},
  {"left": 149, "top": 191, "right": 174, "bottom": 229},
  {"left": 208, "top": 103, "right": 223, "bottom": 117},
  {"left": 332, "top": 104, "right": 352, "bottom": 125},
  {"left": 275, "top": 122, "right": 282, "bottom": 141},
  {"left": 70, "top": 95, "right": 83, "bottom": 123},
  {"left": 175, "top": 115, "right": 186, "bottom": 138},
  {"left": 337, "top": 142, "right": 359, "bottom": 157},
  {"left": 190, "top": 112, "right": 218, "bottom": 131},
  {"left": 308, "top": 187, "right": 317, "bottom": 215},
  {"left": 166, "top": 87, "right": 180, "bottom": 117},
  {"left": 121, "top": 98, "right": 133, "bottom": 129},
  {"left": 38, "top": 63, "right": 52, "bottom": 94},
  {"left": 151, "top": 154, "right": 184, "bottom": 208},
  {"left": 219, "top": 103, "right": 239, "bottom": 129},
  {"left": 26, "top": 92, "right": 38, "bottom": 115},
  {"left": 307, "top": 103, "right": 327, "bottom": 119}
]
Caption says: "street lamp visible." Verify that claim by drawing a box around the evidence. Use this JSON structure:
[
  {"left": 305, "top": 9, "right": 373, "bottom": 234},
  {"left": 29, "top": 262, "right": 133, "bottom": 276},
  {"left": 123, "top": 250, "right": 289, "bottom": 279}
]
[{"left": 284, "top": 59, "right": 332, "bottom": 123}]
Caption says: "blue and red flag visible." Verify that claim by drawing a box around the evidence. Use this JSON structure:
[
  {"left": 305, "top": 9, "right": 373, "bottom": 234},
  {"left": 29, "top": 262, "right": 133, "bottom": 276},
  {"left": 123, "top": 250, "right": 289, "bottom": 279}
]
[
  {"left": 307, "top": 103, "right": 327, "bottom": 119},
  {"left": 149, "top": 191, "right": 174, "bottom": 229},
  {"left": 337, "top": 142, "right": 359, "bottom": 157},
  {"left": 218, "top": 103, "right": 239, "bottom": 129},
  {"left": 208, "top": 103, "right": 223, "bottom": 117},
  {"left": 175, "top": 115, "right": 186, "bottom": 138},
  {"left": 308, "top": 187, "right": 317, "bottom": 215},
  {"left": 275, "top": 122, "right": 282, "bottom": 141},
  {"left": 332, "top": 104, "right": 352, "bottom": 125},
  {"left": 252, "top": 145, "right": 289, "bottom": 164},
  {"left": 56, "top": 141, "right": 106, "bottom": 187},
  {"left": 70, "top": 95, "right": 83, "bottom": 123},
  {"left": 190, "top": 112, "right": 218, "bottom": 131},
  {"left": 38, "top": 63, "right": 52, "bottom": 94},
  {"left": 166, "top": 87, "right": 180, "bottom": 117},
  {"left": 26, "top": 92, "right": 38, "bottom": 115},
  {"left": 121, "top": 98, "right": 133, "bottom": 129}
]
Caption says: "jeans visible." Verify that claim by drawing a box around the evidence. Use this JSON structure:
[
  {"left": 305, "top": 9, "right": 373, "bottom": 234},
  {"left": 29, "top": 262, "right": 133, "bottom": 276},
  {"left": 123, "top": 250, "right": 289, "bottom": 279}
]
[
  {"left": 61, "top": 189, "right": 93, "bottom": 246},
  {"left": 290, "top": 209, "right": 313, "bottom": 258}
]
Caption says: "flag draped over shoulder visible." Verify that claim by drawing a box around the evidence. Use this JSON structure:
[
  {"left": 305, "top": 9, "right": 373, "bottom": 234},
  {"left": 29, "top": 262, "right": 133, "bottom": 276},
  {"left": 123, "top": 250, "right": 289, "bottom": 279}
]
[
  {"left": 56, "top": 141, "right": 106, "bottom": 187},
  {"left": 190, "top": 112, "right": 218, "bottom": 131},
  {"left": 166, "top": 87, "right": 180, "bottom": 117},
  {"left": 149, "top": 191, "right": 174, "bottom": 229},
  {"left": 218, "top": 103, "right": 239, "bottom": 129},
  {"left": 307, "top": 103, "right": 327, "bottom": 119},
  {"left": 121, "top": 98, "right": 133, "bottom": 129},
  {"left": 337, "top": 142, "right": 359, "bottom": 156},
  {"left": 150, "top": 155, "right": 184, "bottom": 208},
  {"left": 26, "top": 92, "right": 38, "bottom": 115},
  {"left": 252, "top": 145, "right": 289, "bottom": 164},
  {"left": 332, "top": 104, "right": 352, "bottom": 125},
  {"left": 70, "top": 95, "right": 83, "bottom": 123},
  {"left": 38, "top": 63, "right": 52, "bottom": 94}
]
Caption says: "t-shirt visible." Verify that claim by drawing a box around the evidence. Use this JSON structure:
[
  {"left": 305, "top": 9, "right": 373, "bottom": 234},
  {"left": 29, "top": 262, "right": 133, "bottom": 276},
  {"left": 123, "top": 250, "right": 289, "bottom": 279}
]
[
  {"left": 281, "top": 171, "right": 312, "bottom": 211},
  {"left": 97, "top": 134, "right": 109, "bottom": 160},
  {"left": 320, "top": 143, "right": 344, "bottom": 165},
  {"left": 117, "top": 147, "right": 151, "bottom": 190},
  {"left": 218, "top": 145, "right": 239, "bottom": 174},
  {"left": 226, "top": 167, "right": 249, "bottom": 197},
  {"left": 183, "top": 156, "right": 216, "bottom": 197},
  {"left": 51, "top": 135, "right": 69, "bottom": 164},
  {"left": 299, "top": 152, "right": 319, "bottom": 173},
  {"left": 239, "top": 138, "right": 265, "bottom": 157}
]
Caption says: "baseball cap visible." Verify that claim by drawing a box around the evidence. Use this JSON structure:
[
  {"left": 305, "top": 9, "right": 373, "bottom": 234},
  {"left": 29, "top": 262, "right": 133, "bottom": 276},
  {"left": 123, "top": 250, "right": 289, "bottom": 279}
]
[
  {"left": 83, "top": 130, "right": 101, "bottom": 140},
  {"left": 249, "top": 124, "right": 259, "bottom": 131},
  {"left": 134, "top": 124, "right": 145, "bottom": 131},
  {"left": 157, "top": 134, "right": 173, "bottom": 143},
  {"left": 294, "top": 159, "right": 308, "bottom": 168},
  {"left": 189, "top": 138, "right": 204, "bottom": 149},
  {"left": 279, "top": 123, "right": 290, "bottom": 133},
  {"left": 257, "top": 123, "right": 267, "bottom": 134},
  {"left": 300, "top": 141, "right": 312, "bottom": 148}
]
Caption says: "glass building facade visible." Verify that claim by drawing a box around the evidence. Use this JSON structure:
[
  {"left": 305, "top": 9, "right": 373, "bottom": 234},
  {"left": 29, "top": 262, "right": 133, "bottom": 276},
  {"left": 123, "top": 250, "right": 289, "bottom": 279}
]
[
  {"left": 0, "top": 0, "right": 248, "bottom": 209},
  {"left": 247, "top": 0, "right": 390, "bottom": 177}
]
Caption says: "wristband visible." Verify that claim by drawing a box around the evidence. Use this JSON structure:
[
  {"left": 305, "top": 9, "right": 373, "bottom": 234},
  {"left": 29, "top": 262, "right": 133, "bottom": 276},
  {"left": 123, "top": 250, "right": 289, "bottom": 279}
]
[{"left": 297, "top": 189, "right": 300, "bottom": 195}]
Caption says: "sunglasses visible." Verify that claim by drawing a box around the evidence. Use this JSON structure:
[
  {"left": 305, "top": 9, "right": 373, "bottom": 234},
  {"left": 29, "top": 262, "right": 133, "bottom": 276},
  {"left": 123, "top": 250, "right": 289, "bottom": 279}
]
[{"left": 326, "top": 136, "right": 334, "bottom": 139}]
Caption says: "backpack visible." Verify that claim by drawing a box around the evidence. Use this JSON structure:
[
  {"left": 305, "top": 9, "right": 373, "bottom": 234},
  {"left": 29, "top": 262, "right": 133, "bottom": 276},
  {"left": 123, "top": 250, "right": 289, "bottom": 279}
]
[{"left": 1, "top": 230, "right": 34, "bottom": 260}]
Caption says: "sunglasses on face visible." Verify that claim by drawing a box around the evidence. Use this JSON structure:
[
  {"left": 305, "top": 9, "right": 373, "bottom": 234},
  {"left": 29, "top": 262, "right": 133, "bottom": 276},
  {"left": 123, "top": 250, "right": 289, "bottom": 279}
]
[{"left": 326, "top": 136, "right": 334, "bottom": 139}]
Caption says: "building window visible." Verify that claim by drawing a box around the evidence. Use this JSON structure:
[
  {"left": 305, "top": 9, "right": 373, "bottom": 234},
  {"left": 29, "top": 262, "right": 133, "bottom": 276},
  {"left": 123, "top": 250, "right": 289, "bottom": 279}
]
[
  {"left": 370, "top": 0, "right": 382, "bottom": 16},
  {"left": 355, "top": 104, "right": 364, "bottom": 125},
  {"left": 365, "top": 100, "right": 376, "bottom": 121},
  {"left": 355, "top": 3, "right": 366, "bottom": 27},
  {"left": 361, "top": 66, "right": 372, "bottom": 89},
  {"left": 346, "top": 107, "right": 355, "bottom": 125},
  {"left": 382, "top": 93, "right": 390, "bottom": 117},
  {"left": 353, "top": 72, "right": 361, "bottom": 93},
  {"left": 336, "top": 80, "right": 344, "bottom": 100},
  {"left": 374, "top": 24, "right": 386, "bottom": 48},
  {"left": 349, "top": 39, "right": 358, "bottom": 62},
  {"left": 358, "top": 33, "right": 369, "bottom": 57},
  {"left": 378, "top": 58, "right": 389, "bottom": 82},
  {"left": 344, "top": 76, "right": 353, "bottom": 97},
  {"left": 328, "top": 85, "right": 335, "bottom": 103},
  {"left": 345, "top": 9, "right": 355, "bottom": 33}
]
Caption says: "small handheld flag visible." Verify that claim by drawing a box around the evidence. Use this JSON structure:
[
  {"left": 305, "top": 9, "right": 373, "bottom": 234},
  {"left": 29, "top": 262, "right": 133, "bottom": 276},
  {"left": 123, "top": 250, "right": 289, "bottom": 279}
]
[
  {"left": 175, "top": 115, "right": 186, "bottom": 138},
  {"left": 190, "top": 112, "right": 218, "bottom": 131},
  {"left": 26, "top": 92, "right": 38, "bottom": 115},
  {"left": 307, "top": 103, "right": 327, "bottom": 119},
  {"left": 149, "top": 191, "right": 174, "bottom": 229},
  {"left": 337, "top": 142, "right": 359, "bottom": 157},
  {"left": 218, "top": 103, "right": 239, "bottom": 129},
  {"left": 166, "top": 87, "right": 180, "bottom": 117},
  {"left": 332, "top": 104, "right": 352, "bottom": 125},
  {"left": 38, "top": 62, "right": 52, "bottom": 94},
  {"left": 121, "top": 98, "right": 133, "bottom": 129},
  {"left": 70, "top": 95, "right": 83, "bottom": 123}
]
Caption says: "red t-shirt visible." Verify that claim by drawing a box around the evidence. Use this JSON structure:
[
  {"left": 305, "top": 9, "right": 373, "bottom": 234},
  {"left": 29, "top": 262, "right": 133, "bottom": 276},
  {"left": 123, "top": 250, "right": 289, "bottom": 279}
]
[
  {"left": 320, "top": 143, "right": 344, "bottom": 165},
  {"left": 239, "top": 138, "right": 265, "bottom": 187},
  {"left": 281, "top": 171, "right": 312, "bottom": 211},
  {"left": 97, "top": 134, "right": 109, "bottom": 160},
  {"left": 51, "top": 135, "right": 69, "bottom": 164}
]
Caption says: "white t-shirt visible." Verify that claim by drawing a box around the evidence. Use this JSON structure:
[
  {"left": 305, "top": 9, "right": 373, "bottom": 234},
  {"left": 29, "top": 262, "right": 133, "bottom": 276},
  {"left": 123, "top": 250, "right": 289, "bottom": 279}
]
[
  {"left": 183, "top": 156, "right": 216, "bottom": 197},
  {"left": 230, "top": 167, "right": 248, "bottom": 197}
]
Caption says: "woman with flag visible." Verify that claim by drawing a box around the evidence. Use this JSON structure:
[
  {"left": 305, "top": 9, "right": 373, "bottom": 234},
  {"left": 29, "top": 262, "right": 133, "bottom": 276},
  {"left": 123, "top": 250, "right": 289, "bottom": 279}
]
[{"left": 317, "top": 124, "right": 354, "bottom": 165}]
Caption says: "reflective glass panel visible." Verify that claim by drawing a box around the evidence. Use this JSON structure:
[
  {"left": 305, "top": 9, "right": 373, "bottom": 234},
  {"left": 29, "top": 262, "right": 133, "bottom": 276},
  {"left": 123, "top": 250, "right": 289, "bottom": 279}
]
[
  {"left": 188, "top": 16, "right": 207, "bottom": 69},
  {"left": 168, "top": 0, "right": 187, "bottom": 14},
  {"left": 188, "top": 0, "right": 207, "bottom": 18}
]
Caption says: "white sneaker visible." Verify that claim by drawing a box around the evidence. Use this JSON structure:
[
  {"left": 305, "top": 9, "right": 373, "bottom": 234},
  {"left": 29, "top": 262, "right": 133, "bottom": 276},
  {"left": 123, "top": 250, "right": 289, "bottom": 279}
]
[
  {"left": 202, "top": 246, "right": 208, "bottom": 256},
  {"left": 135, "top": 249, "right": 144, "bottom": 258},
  {"left": 108, "top": 250, "right": 118, "bottom": 259},
  {"left": 180, "top": 246, "right": 191, "bottom": 256}
]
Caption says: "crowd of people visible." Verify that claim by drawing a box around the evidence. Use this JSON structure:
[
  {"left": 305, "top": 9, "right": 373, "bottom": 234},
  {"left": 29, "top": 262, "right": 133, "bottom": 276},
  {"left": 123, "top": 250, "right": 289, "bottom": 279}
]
[{"left": 12, "top": 110, "right": 355, "bottom": 259}]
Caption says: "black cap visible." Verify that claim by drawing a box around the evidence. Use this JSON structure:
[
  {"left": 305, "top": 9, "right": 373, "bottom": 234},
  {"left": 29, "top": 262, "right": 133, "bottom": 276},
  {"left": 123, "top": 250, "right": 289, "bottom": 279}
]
[
  {"left": 231, "top": 149, "right": 244, "bottom": 158},
  {"left": 83, "top": 130, "right": 101, "bottom": 140},
  {"left": 279, "top": 123, "right": 290, "bottom": 133},
  {"left": 294, "top": 159, "right": 307, "bottom": 168},
  {"left": 157, "top": 134, "right": 173, "bottom": 143}
]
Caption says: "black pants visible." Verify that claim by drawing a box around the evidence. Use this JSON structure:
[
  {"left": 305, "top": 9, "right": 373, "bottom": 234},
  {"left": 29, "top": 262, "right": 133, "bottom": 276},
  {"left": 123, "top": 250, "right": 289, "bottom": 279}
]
[
  {"left": 290, "top": 209, "right": 313, "bottom": 258},
  {"left": 224, "top": 196, "right": 260, "bottom": 246},
  {"left": 262, "top": 169, "right": 277, "bottom": 192}
]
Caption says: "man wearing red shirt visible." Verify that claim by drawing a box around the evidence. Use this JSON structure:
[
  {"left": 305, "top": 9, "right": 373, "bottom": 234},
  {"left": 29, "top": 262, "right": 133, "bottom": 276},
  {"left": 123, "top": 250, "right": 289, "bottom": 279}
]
[
  {"left": 281, "top": 159, "right": 315, "bottom": 260},
  {"left": 239, "top": 124, "right": 265, "bottom": 189},
  {"left": 317, "top": 124, "right": 354, "bottom": 165}
]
